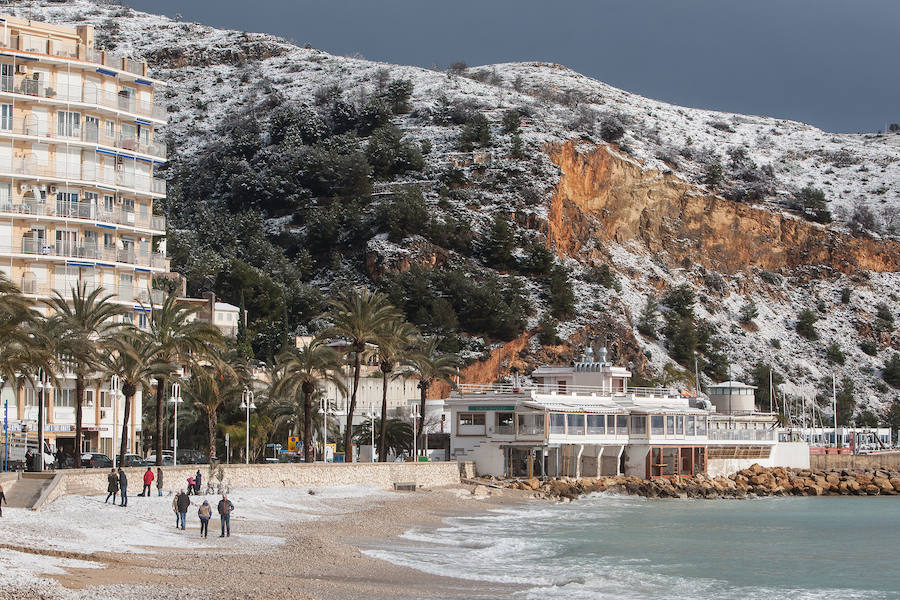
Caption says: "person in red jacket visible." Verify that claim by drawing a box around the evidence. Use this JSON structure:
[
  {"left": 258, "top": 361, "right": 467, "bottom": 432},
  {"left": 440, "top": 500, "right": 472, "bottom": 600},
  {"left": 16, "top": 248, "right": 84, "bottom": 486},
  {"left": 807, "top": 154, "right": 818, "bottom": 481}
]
[{"left": 142, "top": 467, "right": 154, "bottom": 497}]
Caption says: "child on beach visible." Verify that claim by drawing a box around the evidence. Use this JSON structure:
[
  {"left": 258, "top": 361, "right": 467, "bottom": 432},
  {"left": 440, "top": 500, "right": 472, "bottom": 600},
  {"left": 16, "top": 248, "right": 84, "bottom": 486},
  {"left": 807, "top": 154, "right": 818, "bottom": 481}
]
[{"left": 186, "top": 476, "right": 195, "bottom": 495}]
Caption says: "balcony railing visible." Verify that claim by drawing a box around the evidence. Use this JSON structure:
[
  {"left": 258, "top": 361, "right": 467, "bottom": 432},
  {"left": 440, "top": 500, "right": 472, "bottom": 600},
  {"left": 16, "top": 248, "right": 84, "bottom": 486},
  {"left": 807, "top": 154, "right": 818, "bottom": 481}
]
[
  {"left": 21, "top": 122, "right": 167, "bottom": 160},
  {"left": 0, "top": 158, "right": 166, "bottom": 196},
  {"left": 707, "top": 429, "right": 776, "bottom": 442},
  {"left": 16, "top": 237, "right": 168, "bottom": 269},
  {"left": 458, "top": 382, "right": 678, "bottom": 398},
  {"left": 1, "top": 33, "right": 150, "bottom": 79},
  {"left": 0, "top": 200, "right": 166, "bottom": 232},
  {"left": 0, "top": 74, "right": 165, "bottom": 121},
  {"left": 18, "top": 280, "right": 165, "bottom": 305}
]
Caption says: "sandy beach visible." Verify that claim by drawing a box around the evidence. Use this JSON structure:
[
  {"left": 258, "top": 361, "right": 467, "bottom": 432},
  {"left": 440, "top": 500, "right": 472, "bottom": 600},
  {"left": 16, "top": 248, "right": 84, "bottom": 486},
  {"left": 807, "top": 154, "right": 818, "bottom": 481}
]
[{"left": 0, "top": 483, "right": 530, "bottom": 600}]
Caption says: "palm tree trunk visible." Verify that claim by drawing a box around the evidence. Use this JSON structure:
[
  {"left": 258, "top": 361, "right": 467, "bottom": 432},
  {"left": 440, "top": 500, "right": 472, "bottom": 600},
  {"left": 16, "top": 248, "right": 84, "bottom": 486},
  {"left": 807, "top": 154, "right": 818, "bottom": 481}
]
[
  {"left": 155, "top": 376, "right": 165, "bottom": 466},
  {"left": 37, "top": 384, "right": 44, "bottom": 472},
  {"left": 207, "top": 408, "right": 218, "bottom": 463},
  {"left": 119, "top": 387, "right": 134, "bottom": 468},
  {"left": 344, "top": 352, "right": 361, "bottom": 463},
  {"left": 74, "top": 376, "right": 84, "bottom": 468},
  {"left": 417, "top": 382, "right": 427, "bottom": 457},
  {"left": 302, "top": 382, "right": 314, "bottom": 463},
  {"left": 379, "top": 368, "right": 389, "bottom": 462}
]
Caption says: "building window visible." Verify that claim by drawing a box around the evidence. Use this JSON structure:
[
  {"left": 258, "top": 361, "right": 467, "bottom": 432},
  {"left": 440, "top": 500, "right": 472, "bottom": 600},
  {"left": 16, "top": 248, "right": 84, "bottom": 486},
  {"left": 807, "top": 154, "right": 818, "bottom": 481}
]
[
  {"left": 666, "top": 415, "right": 675, "bottom": 435},
  {"left": 566, "top": 413, "right": 585, "bottom": 435},
  {"left": 496, "top": 412, "right": 514, "bottom": 435},
  {"left": 84, "top": 389, "right": 94, "bottom": 407},
  {"left": 56, "top": 388, "right": 75, "bottom": 408},
  {"left": 606, "top": 414, "right": 616, "bottom": 433},
  {"left": 651, "top": 415, "right": 664, "bottom": 436},
  {"left": 57, "top": 111, "right": 81, "bottom": 137},
  {"left": 24, "top": 388, "right": 37, "bottom": 407},
  {"left": 121, "top": 197, "right": 135, "bottom": 212},
  {"left": 549, "top": 413, "right": 565, "bottom": 435},
  {"left": 0, "top": 104, "right": 12, "bottom": 130},
  {"left": 517, "top": 413, "right": 543, "bottom": 436},
  {"left": 630, "top": 415, "right": 647, "bottom": 435},
  {"left": 676, "top": 416, "right": 685, "bottom": 436},
  {"left": 137, "top": 312, "right": 148, "bottom": 329},
  {"left": 586, "top": 414, "right": 605, "bottom": 435},
  {"left": 105, "top": 120, "right": 115, "bottom": 138},
  {"left": 557, "top": 380, "right": 567, "bottom": 394},
  {"left": 457, "top": 412, "right": 486, "bottom": 436},
  {"left": 687, "top": 416, "right": 696, "bottom": 436},
  {"left": 100, "top": 390, "right": 111, "bottom": 409},
  {"left": 696, "top": 417, "right": 707, "bottom": 436},
  {"left": 616, "top": 415, "right": 628, "bottom": 435}
]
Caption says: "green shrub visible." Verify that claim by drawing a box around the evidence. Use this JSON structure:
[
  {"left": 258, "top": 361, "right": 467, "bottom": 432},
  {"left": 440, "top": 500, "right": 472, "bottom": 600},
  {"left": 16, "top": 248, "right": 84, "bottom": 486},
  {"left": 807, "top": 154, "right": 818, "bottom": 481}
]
[
  {"left": 637, "top": 298, "right": 659, "bottom": 339},
  {"left": 599, "top": 116, "right": 625, "bottom": 142},
  {"left": 875, "top": 303, "right": 895, "bottom": 332},
  {"left": 796, "top": 309, "right": 819, "bottom": 340},
  {"left": 501, "top": 109, "right": 521, "bottom": 134},
  {"left": 860, "top": 340, "right": 878, "bottom": 356},
  {"left": 703, "top": 161, "right": 724, "bottom": 187},
  {"left": 548, "top": 265, "right": 576, "bottom": 319},
  {"left": 826, "top": 342, "right": 846, "bottom": 365},
  {"left": 458, "top": 113, "right": 492, "bottom": 151},
  {"left": 384, "top": 78, "right": 413, "bottom": 114},
  {"left": 483, "top": 213, "right": 516, "bottom": 269},
  {"left": 539, "top": 313, "right": 560, "bottom": 345},
  {"left": 378, "top": 187, "right": 429, "bottom": 242},
  {"left": 794, "top": 187, "right": 832, "bottom": 223},
  {"left": 366, "top": 125, "right": 425, "bottom": 179},
  {"left": 884, "top": 354, "right": 900, "bottom": 389},
  {"left": 840, "top": 287, "right": 851, "bottom": 304},
  {"left": 739, "top": 300, "right": 758, "bottom": 324}
]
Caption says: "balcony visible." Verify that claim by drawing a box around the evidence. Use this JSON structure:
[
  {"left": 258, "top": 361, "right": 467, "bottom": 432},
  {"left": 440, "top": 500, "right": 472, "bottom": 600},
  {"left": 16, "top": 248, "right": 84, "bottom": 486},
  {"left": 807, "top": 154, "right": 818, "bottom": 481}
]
[
  {"left": 14, "top": 119, "right": 166, "bottom": 160},
  {"left": 0, "top": 73, "right": 165, "bottom": 122},
  {"left": 0, "top": 199, "right": 166, "bottom": 232},
  {"left": 1, "top": 33, "right": 150, "bottom": 79},
  {"left": 19, "top": 280, "right": 166, "bottom": 305},
  {"left": 0, "top": 158, "right": 167, "bottom": 196},
  {"left": 17, "top": 237, "right": 168, "bottom": 270}
]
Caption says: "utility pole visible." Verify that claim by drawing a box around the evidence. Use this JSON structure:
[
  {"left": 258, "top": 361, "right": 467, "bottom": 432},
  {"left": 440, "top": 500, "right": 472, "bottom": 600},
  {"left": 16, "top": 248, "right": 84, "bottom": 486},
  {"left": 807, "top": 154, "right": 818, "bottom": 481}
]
[{"left": 832, "top": 374, "right": 838, "bottom": 448}]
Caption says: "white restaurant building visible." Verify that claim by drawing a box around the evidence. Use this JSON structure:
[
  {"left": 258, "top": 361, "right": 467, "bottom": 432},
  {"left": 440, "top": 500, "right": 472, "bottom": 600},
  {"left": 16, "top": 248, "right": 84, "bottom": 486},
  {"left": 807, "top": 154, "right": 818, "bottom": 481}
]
[{"left": 448, "top": 348, "right": 809, "bottom": 479}]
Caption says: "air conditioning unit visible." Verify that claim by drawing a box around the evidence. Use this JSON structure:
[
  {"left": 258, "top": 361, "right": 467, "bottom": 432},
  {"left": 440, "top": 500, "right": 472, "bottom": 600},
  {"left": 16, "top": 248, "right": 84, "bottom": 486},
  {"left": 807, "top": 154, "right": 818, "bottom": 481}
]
[
  {"left": 19, "top": 182, "right": 29, "bottom": 191},
  {"left": 17, "top": 64, "right": 27, "bottom": 74},
  {"left": 49, "top": 185, "right": 57, "bottom": 194}
]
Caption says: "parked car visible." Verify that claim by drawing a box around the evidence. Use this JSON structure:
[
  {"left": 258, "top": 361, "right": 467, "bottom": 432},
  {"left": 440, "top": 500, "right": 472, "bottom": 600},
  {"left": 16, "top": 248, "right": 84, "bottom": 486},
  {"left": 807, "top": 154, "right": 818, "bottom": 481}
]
[
  {"left": 176, "top": 449, "right": 208, "bottom": 464},
  {"left": 144, "top": 454, "right": 174, "bottom": 466},
  {"left": 116, "top": 454, "right": 147, "bottom": 468},
  {"left": 81, "top": 453, "right": 113, "bottom": 469}
]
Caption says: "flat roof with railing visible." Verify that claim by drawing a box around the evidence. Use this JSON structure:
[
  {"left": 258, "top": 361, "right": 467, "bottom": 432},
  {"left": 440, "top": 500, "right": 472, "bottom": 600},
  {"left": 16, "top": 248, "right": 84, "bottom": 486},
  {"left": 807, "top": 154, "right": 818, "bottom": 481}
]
[{"left": 454, "top": 382, "right": 680, "bottom": 398}]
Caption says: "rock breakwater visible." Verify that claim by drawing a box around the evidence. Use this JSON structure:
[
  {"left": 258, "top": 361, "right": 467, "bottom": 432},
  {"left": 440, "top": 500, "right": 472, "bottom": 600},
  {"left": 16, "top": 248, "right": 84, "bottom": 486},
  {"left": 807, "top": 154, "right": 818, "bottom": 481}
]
[{"left": 481, "top": 464, "right": 900, "bottom": 501}]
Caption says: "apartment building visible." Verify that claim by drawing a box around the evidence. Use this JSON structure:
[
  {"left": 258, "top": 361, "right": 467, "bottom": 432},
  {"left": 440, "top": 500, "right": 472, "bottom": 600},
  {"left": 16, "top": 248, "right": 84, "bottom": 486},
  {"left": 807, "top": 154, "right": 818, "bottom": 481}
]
[{"left": 0, "top": 15, "right": 167, "bottom": 459}]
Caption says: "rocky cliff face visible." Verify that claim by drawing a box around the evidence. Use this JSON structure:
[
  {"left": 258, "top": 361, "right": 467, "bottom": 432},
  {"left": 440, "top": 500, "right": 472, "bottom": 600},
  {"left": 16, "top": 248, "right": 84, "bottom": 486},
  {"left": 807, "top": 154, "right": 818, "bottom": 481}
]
[{"left": 548, "top": 141, "right": 900, "bottom": 275}]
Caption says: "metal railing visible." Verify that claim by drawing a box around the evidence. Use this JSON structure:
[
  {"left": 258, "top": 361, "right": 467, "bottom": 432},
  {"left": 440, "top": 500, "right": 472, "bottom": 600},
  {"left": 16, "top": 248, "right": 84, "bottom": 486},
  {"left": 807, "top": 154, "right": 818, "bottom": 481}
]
[
  {"left": 21, "top": 122, "right": 166, "bottom": 160},
  {"left": 0, "top": 158, "right": 166, "bottom": 196},
  {"left": 707, "top": 429, "right": 776, "bottom": 442},
  {"left": 458, "top": 382, "right": 678, "bottom": 398},
  {"left": 1, "top": 33, "right": 149, "bottom": 78},
  {"left": 1, "top": 75, "right": 165, "bottom": 122},
  {"left": 15, "top": 237, "right": 167, "bottom": 269},
  {"left": 18, "top": 281, "right": 165, "bottom": 305},
  {"left": 0, "top": 200, "right": 166, "bottom": 232}
]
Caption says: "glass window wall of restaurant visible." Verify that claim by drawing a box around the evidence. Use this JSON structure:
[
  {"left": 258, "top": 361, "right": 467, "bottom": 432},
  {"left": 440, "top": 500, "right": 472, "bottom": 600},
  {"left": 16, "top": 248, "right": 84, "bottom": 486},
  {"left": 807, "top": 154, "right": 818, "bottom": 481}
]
[{"left": 649, "top": 446, "right": 706, "bottom": 478}]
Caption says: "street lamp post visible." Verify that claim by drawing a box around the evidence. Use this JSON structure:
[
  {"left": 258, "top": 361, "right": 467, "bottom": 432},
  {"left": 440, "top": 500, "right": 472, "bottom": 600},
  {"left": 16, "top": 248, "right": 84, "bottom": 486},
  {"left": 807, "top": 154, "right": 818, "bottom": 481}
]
[
  {"left": 320, "top": 397, "right": 330, "bottom": 462},
  {"left": 169, "top": 382, "right": 183, "bottom": 466},
  {"left": 37, "top": 370, "right": 50, "bottom": 472},
  {"left": 239, "top": 387, "right": 256, "bottom": 465},
  {"left": 411, "top": 403, "right": 420, "bottom": 462},
  {"left": 368, "top": 403, "right": 375, "bottom": 463},
  {"left": 109, "top": 376, "right": 120, "bottom": 467},
  {"left": 1, "top": 373, "right": 7, "bottom": 472}
]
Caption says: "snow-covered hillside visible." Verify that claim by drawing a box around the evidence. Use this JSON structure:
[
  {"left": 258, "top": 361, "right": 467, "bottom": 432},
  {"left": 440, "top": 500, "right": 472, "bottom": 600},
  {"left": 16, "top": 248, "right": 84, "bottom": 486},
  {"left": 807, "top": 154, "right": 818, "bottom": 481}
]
[{"left": 5, "top": 1, "right": 898, "bottom": 418}]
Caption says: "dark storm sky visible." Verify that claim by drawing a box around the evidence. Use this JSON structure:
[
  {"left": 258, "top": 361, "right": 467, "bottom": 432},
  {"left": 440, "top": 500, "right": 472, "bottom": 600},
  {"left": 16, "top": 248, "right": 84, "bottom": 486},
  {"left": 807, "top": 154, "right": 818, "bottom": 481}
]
[{"left": 124, "top": 0, "right": 899, "bottom": 133}]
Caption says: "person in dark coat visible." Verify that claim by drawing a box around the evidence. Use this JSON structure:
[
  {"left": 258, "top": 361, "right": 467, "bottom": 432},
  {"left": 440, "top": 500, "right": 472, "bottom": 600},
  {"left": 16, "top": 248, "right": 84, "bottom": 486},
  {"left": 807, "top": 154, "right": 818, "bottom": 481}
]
[
  {"left": 217, "top": 494, "right": 234, "bottom": 537},
  {"left": 156, "top": 467, "right": 164, "bottom": 497},
  {"left": 176, "top": 490, "right": 191, "bottom": 530},
  {"left": 118, "top": 468, "right": 128, "bottom": 507},
  {"left": 105, "top": 469, "right": 119, "bottom": 504},
  {"left": 0, "top": 483, "right": 6, "bottom": 517},
  {"left": 194, "top": 469, "right": 202, "bottom": 495}
]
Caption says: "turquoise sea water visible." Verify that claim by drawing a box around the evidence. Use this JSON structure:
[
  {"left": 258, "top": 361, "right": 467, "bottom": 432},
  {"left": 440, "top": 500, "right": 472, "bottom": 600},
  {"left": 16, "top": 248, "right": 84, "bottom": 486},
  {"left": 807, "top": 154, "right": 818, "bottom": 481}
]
[{"left": 366, "top": 495, "right": 900, "bottom": 599}]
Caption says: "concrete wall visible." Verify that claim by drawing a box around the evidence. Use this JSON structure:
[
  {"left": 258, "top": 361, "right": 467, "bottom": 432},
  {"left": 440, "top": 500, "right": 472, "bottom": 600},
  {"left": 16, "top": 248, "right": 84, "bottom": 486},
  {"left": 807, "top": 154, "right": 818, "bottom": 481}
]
[
  {"left": 469, "top": 444, "right": 506, "bottom": 477},
  {"left": 44, "top": 461, "right": 462, "bottom": 502},
  {"left": 708, "top": 442, "right": 810, "bottom": 477},
  {"left": 810, "top": 452, "right": 900, "bottom": 471}
]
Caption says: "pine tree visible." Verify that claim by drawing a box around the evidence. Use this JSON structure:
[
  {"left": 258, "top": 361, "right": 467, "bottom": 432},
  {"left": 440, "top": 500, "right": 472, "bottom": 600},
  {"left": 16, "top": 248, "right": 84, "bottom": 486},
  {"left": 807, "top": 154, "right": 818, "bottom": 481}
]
[{"left": 483, "top": 213, "right": 516, "bottom": 269}]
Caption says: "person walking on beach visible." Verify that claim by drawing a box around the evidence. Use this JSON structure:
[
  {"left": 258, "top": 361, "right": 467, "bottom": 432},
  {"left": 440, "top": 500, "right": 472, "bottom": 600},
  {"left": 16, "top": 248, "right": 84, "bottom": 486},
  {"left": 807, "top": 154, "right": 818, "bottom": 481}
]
[
  {"left": 197, "top": 499, "right": 211, "bottom": 538},
  {"left": 176, "top": 489, "right": 191, "bottom": 530},
  {"left": 118, "top": 468, "right": 128, "bottom": 507},
  {"left": 217, "top": 494, "right": 234, "bottom": 537},
  {"left": 172, "top": 491, "right": 181, "bottom": 527},
  {"left": 194, "top": 469, "right": 202, "bottom": 495},
  {"left": 156, "top": 467, "right": 163, "bottom": 496},
  {"left": 105, "top": 468, "right": 119, "bottom": 504},
  {"left": 0, "top": 483, "right": 6, "bottom": 517},
  {"left": 142, "top": 467, "right": 154, "bottom": 497}
]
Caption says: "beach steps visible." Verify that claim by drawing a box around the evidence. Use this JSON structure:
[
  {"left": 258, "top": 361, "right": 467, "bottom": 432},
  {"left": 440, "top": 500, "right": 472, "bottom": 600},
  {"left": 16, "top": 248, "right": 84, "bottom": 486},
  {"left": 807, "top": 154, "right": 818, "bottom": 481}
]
[{"left": 5, "top": 473, "right": 54, "bottom": 509}]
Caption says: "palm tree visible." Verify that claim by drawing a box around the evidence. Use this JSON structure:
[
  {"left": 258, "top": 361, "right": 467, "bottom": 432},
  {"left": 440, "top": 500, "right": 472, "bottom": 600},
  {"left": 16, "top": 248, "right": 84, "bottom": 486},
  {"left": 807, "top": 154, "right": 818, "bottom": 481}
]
[
  {"left": 272, "top": 338, "right": 345, "bottom": 462},
  {"left": 402, "top": 338, "right": 460, "bottom": 455},
  {"left": 146, "top": 291, "right": 223, "bottom": 465},
  {"left": 322, "top": 288, "right": 402, "bottom": 462},
  {"left": 0, "top": 274, "right": 40, "bottom": 384},
  {"left": 45, "top": 284, "right": 127, "bottom": 468},
  {"left": 375, "top": 319, "right": 417, "bottom": 461},
  {"left": 353, "top": 418, "right": 413, "bottom": 459},
  {"left": 101, "top": 331, "right": 168, "bottom": 467},
  {"left": 184, "top": 346, "right": 242, "bottom": 462}
]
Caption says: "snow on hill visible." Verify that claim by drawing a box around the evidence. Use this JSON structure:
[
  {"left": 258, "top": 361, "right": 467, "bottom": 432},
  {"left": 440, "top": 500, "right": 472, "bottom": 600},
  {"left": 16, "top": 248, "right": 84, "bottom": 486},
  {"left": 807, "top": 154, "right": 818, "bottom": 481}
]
[{"left": 5, "top": 0, "right": 898, "bottom": 417}]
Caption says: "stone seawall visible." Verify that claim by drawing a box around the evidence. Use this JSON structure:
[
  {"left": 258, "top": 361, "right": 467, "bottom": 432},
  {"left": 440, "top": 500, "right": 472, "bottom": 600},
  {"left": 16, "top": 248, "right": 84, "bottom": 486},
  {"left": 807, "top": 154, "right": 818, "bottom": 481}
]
[
  {"left": 810, "top": 453, "right": 900, "bottom": 471},
  {"left": 45, "top": 461, "right": 464, "bottom": 504}
]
